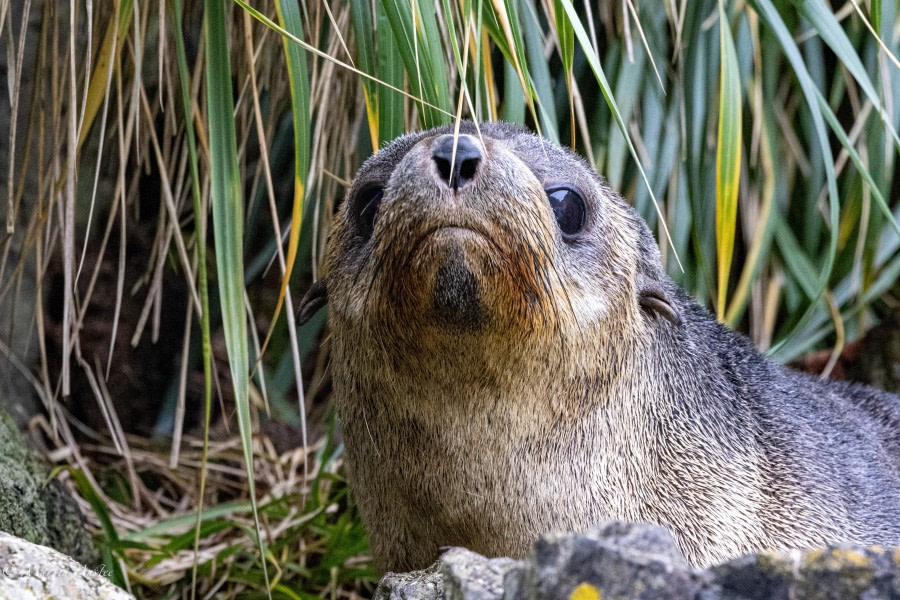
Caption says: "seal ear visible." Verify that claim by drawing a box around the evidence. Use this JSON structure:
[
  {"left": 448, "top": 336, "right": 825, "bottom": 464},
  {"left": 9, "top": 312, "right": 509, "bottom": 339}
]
[
  {"left": 637, "top": 274, "right": 682, "bottom": 327},
  {"left": 297, "top": 279, "right": 328, "bottom": 326}
]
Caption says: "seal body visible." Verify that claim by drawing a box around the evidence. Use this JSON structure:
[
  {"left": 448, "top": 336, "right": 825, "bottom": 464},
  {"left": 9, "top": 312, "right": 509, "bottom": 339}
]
[{"left": 313, "top": 122, "right": 900, "bottom": 572}]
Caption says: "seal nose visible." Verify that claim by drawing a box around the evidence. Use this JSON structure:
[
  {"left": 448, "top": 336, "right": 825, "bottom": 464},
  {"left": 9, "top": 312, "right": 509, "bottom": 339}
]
[{"left": 432, "top": 134, "right": 482, "bottom": 190}]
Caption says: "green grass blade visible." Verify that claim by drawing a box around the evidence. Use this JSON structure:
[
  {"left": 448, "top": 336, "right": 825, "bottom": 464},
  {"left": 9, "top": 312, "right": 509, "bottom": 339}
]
[
  {"left": 376, "top": 3, "right": 406, "bottom": 144},
  {"left": 794, "top": 0, "right": 900, "bottom": 150},
  {"left": 725, "top": 108, "right": 777, "bottom": 327},
  {"left": 380, "top": 0, "right": 452, "bottom": 128},
  {"left": 774, "top": 217, "right": 820, "bottom": 300},
  {"left": 501, "top": 59, "right": 526, "bottom": 123},
  {"left": 235, "top": 0, "right": 453, "bottom": 123},
  {"left": 349, "top": 0, "right": 380, "bottom": 147},
  {"left": 481, "top": 0, "right": 543, "bottom": 134},
  {"left": 522, "top": 2, "right": 558, "bottom": 141},
  {"left": 556, "top": 0, "right": 683, "bottom": 271},
  {"left": 552, "top": 2, "right": 574, "bottom": 79},
  {"left": 552, "top": 0, "right": 575, "bottom": 146},
  {"left": 275, "top": 0, "right": 310, "bottom": 198},
  {"left": 170, "top": 0, "right": 214, "bottom": 595},
  {"left": 203, "top": 0, "right": 270, "bottom": 593},
  {"left": 750, "top": 0, "right": 840, "bottom": 355},
  {"left": 68, "top": 467, "right": 127, "bottom": 587},
  {"left": 605, "top": 42, "right": 645, "bottom": 191},
  {"left": 814, "top": 88, "right": 900, "bottom": 239},
  {"left": 715, "top": 2, "right": 742, "bottom": 322},
  {"left": 256, "top": 0, "right": 312, "bottom": 427}
]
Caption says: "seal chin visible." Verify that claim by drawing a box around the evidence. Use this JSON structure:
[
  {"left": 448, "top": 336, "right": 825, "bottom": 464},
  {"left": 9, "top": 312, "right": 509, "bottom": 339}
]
[{"left": 430, "top": 247, "right": 484, "bottom": 331}]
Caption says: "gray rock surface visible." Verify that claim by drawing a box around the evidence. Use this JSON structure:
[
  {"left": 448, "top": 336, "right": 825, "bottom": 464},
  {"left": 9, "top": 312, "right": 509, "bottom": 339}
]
[
  {"left": 374, "top": 521, "right": 900, "bottom": 600},
  {"left": 0, "top": 532, "right": 131, "bottom": 599},
  {"left": 375, "top": 561, "right": 446, "bottom": 600},
  {"left": 529, "top": 521, "right": 701, "bottom": 599},
  {"left": 442, "top": 548, "right": 526, "bottom": 600}
]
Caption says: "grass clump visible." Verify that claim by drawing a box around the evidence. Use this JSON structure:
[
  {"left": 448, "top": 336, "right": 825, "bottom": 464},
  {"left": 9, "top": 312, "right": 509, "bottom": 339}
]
[{"left": 0, "top": 0, "right": 896, "bottom": 596}]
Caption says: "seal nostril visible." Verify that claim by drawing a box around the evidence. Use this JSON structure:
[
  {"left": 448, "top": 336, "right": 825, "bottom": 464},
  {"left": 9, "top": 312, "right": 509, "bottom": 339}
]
[
  {"left": 432, "top": 134, "right": 482, "bottom": 190},
  {"left": 434, "top": 156, "right": 452, "bottom": 184},
  {"left": 458, "top": 158, "right": 478, "bottom": 186}
]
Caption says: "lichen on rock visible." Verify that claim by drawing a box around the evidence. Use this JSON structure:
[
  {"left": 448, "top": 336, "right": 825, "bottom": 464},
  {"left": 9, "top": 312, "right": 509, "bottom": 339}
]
[
  {"left": 0, "top": 410, "right": 97, "bottom": 567},
  {"left": 374, "top": 521, "right": 900, "bottom": 600}
]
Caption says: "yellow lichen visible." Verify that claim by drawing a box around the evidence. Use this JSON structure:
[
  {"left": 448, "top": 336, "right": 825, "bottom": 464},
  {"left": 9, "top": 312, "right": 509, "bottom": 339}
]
[
  {"left": 804, "top": 548, "right": 872, "bottom": 570},
  {"left": 828, "top": 549, "right": 871, "bottom": 569},
  {"left": 570, "top": 583, "right": 602, "bottom": 600}
]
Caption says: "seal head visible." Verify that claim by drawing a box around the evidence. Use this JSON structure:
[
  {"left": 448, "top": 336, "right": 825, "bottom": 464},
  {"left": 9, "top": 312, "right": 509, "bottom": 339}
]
[{"left": 309, "top": 122, "right": 679, "bottom": 377}]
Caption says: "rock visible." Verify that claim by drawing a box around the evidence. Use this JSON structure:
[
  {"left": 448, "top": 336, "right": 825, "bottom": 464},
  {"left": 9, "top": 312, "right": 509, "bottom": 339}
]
[
  {"left": 374, "top": 548, "right": 527, "bottom": 600},
  {"left": 708, "top": 551, "right": 797, "bottom": 600},
  {"left": 441, "top": 548, "right": 526, "bottom": 600},
  {"left": 374, "top": 561, "right": 445, "bottom": 599},
  {"left": 372, "top": 521, "right": 900, "bottom": 600},
  {"left": 795, "top": 547, "right": 900, "bottom": 599},
  {"left": 708, "top": 546, "right": 900, "bottom": 600},
  {"left": 530, "top": 522, "right": 701, "bottom": 599},
  {"left": 0, "top": 532, "right": 132, "bottom": 599},
  {"left": 0, "top": 410, "right": 96, "bottom": 566}
]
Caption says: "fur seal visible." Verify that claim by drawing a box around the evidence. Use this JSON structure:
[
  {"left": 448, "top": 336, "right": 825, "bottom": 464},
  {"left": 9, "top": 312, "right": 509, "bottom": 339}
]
[{"left": 299, "top": 121, "right": 900, "bottom": 572}]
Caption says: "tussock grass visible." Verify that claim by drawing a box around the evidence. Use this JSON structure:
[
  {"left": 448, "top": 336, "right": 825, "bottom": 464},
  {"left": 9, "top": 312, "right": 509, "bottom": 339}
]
[{"left": 0, "top": 0, "right": 896, "bottom": 596}]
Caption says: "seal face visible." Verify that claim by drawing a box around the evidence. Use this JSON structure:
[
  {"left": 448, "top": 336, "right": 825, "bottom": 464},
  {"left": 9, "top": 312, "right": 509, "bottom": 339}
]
[
  {"left": 326, "top": 122, "right": 642, "bottom": 362},
  {"left": 308, "top": 121, "right": 900, "bottom": 573}
]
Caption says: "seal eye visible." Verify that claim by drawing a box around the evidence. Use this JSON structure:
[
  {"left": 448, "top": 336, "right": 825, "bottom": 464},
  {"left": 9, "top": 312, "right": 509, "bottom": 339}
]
[
  {"left": 353, "top": 185, "right": 384, "bottom": 240},
  {"left": 546, "top": 187, "right": 586, "bottom": 236}
]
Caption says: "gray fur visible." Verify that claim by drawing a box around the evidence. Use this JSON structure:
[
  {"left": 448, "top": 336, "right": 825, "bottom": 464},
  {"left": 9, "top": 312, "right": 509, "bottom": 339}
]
[{"left": 314, "top": 122, "right": 900, "bottom": 572}]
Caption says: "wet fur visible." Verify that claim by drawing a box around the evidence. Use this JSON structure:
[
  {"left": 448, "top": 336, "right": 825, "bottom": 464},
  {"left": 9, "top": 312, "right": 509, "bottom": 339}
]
[{"left": 310, "top": 122, "right": 900, "bottom": 572}]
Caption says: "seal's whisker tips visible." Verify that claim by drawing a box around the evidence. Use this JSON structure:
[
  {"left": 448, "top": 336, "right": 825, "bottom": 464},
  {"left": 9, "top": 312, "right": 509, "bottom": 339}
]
[{"left": 536, "top": 133, "right": 550, "bottom": 162}]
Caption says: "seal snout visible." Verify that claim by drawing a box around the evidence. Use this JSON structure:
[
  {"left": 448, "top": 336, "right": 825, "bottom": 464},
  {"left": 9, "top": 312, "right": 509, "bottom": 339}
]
[{"left": 431, "top": 134, "right": 482, "bottom": 190}]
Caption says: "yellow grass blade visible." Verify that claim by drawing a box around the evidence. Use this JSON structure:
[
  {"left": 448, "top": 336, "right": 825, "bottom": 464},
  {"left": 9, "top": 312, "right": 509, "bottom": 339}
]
[{"left": 715, "top": 2, "right": 742, "bottom": 322}]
